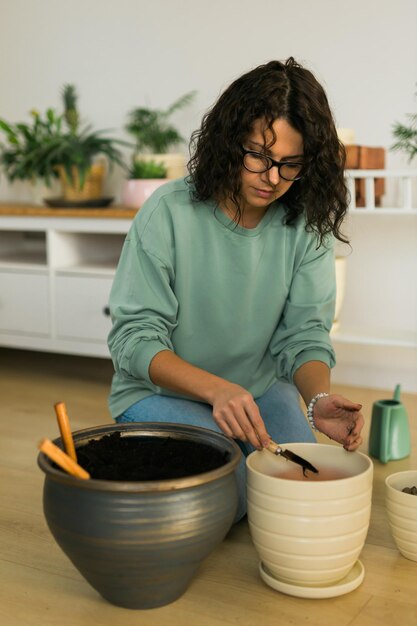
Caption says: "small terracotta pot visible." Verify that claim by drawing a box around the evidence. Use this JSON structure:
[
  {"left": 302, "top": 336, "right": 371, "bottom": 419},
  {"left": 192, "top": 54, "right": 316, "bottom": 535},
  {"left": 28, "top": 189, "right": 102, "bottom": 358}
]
[{"left": 38, "top": 422, "right": 241, "bottom": 609}]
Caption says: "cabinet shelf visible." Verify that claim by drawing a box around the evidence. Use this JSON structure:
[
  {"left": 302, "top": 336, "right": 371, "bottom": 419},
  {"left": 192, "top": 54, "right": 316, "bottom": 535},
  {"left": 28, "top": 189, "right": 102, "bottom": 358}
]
[
  {"left": 0, "top": 230, "right": 47, "bottom": 268},
  {"left": 0, "top": 251, "right": 47, "bottom": 268},
  {"left": 345, "top": 169, "right": 417, "bottom": 211},
  {"left": 0, "top": 215, "right": 121, "bottom": 357},
  {"left": 49, "top": 231, "right": 125, "bottom": 274}
]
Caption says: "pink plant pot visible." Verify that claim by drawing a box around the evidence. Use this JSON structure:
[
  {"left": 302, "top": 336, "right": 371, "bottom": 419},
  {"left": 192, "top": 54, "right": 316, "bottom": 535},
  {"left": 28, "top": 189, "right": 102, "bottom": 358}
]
[{"left": 122, "top": 179, "right": 167, "bottom": 209}]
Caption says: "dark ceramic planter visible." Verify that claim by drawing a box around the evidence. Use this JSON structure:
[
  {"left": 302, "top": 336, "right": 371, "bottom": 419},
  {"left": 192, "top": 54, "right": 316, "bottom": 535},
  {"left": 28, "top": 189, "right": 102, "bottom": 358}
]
[{"left": 38, "top": 422, "right": 241, "bottom": 609}]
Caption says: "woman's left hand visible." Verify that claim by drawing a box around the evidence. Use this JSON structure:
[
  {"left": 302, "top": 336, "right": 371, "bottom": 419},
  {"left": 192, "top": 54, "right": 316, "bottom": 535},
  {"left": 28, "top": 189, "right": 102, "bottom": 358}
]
[{"left": 312, "top": 394, "right": 364, "bottom": 451}]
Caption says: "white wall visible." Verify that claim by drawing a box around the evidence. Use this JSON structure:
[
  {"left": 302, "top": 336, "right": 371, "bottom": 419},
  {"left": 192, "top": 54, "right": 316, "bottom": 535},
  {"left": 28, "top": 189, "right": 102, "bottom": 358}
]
[
  {"left": 1, "top": 0, "right": 416, "bottom": 391},
  {"left": 1, "top": 0, "right": 416, "bottom": 201}
]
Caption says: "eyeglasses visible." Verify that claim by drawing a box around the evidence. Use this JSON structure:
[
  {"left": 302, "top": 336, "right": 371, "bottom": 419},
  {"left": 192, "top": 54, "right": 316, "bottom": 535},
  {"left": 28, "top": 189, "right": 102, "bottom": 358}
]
[{"left": 242, "top": 148, "right": 305, "bottom": 181}]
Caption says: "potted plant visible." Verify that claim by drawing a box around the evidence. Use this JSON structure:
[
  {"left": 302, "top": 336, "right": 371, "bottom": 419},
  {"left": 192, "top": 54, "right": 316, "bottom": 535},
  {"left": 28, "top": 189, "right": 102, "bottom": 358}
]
[
  {"left": 37, "top": 84, "right": 129, "bottom": 203},
  {"left": 1, "top": 85, "right": 130, "bottom": 205},
  {"left": 125, "top": 91, "right": 196, "bottom": 179},
  {"left": 247, "top": 443, "right": 372, "bottom": 592},
  {"left": 391, "top": 87, "right": 417, "bottom": 163},
  {"left": 0, "top": 108, "right": 63, "bottom": 203},
  {"left": 122, "top": 157, "right": 168, "bottom": 208}
]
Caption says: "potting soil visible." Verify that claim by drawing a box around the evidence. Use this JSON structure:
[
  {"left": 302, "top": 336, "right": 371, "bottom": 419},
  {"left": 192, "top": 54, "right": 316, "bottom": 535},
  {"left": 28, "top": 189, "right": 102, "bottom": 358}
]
[{"left": 74, "top": 432, "right": 230, "bottom": 481}]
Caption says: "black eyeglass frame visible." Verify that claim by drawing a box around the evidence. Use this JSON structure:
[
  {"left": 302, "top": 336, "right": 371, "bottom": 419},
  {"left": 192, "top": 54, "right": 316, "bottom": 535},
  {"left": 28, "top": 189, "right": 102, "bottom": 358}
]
[{"left": 242, "top": 148, "right": 306, "bottom": 181}]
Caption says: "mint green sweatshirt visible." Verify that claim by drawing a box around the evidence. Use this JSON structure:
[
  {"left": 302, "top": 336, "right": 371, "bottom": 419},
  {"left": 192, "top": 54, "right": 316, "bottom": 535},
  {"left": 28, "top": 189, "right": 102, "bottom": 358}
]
[{"left": 108, "top": 178, "right": 336, "bottom": 418}]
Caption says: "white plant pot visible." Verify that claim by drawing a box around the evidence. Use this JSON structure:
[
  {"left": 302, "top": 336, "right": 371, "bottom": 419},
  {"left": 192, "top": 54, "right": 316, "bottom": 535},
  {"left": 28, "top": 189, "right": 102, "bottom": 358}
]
[
  {"left": 386, "top": 470, "right": 417, "bottom": 562},
  {"left": 122, "top": 179, "right": 167, "bottom": 209},
  {"left": 247, "top": 443, "right": 373, "bottom": 588}
]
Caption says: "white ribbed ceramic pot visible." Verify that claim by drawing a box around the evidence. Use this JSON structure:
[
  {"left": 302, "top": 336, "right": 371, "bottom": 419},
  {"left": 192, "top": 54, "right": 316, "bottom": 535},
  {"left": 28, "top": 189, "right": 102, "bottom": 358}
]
[
  {"left": 247, "top": 443, "right": 373, "bottom": 586},
  {"left": 386, "top": 470, "right": 417, "bottom": 561}
]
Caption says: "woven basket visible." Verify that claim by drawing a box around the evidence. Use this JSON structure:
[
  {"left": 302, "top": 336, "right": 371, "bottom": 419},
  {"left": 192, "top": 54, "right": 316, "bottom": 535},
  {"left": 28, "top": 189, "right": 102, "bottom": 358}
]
[{"left": 56, "top": 162, "right": 106, "bottom": 201}]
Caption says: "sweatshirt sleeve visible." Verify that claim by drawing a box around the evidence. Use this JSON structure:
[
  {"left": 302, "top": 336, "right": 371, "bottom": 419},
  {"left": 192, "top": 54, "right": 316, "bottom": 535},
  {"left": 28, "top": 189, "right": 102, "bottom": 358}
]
[
  {"left": 269, "top": 234, "right": 336, "bottom": 382},
  {"left": 107, "top": 212, "right": 178, "bottom": 385}
]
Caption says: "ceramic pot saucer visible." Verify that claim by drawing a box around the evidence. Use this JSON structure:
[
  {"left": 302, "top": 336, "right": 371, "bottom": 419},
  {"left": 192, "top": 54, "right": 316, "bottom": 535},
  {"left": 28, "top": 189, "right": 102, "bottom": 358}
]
[{"left": 259, "top": 560, "right": 365, "bottom": 599}]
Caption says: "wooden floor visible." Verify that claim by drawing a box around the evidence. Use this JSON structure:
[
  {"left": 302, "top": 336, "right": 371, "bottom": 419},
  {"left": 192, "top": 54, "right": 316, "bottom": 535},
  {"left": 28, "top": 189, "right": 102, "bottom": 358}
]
[{"left": 1, "top": 347, "right": 416, "bottom": 626}]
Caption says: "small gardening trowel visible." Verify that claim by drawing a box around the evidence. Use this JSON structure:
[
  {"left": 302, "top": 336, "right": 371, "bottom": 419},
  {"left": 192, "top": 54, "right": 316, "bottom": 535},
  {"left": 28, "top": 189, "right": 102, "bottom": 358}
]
[{"left": 266, "top": 440, "right": 319, "bottom": 475}]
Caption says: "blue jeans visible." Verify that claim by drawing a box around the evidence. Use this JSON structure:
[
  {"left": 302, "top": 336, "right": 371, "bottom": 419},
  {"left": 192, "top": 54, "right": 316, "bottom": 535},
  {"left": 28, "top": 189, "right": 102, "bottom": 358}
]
[{"left": 116, "top": 380, "right": 316, "bottom": 522}]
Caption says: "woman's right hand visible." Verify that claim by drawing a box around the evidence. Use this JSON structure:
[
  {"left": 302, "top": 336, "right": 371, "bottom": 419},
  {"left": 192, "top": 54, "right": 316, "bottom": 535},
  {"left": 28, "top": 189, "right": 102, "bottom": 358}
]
[
  {"left": 149, "top": 351, "right": 270, "bottom": 449},
  {"left": 211, "top": 383, "right": 270, "bottom": 450}
]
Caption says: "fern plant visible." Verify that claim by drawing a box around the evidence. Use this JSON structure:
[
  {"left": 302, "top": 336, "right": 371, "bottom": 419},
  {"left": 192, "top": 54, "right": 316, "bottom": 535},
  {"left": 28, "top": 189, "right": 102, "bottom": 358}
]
[
  {"left": 125, "top": 91, "right": 196, "bottom": 153},
  {"left": 42, "top": 84, "right": 130, "bottom": 187},
  {"left": 0, "top": 85, "right": 130, "bottom": 189},
  {"left": 391, "top": 88, "right": 417, "bottom": 163},
  {"left": 0, "top": 109, "right": 64, "bottom": 184}
]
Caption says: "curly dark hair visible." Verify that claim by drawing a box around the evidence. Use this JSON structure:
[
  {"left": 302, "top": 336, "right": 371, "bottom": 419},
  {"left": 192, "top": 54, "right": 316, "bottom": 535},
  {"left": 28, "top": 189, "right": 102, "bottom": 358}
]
[{"left": 188, "top": 57, "right": 349, "bottom": 244}]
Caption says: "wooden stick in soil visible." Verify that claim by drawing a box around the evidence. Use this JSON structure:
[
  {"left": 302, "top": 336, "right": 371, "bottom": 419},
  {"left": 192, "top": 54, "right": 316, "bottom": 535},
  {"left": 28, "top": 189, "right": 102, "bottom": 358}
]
[
  {"left": 38, "top": 438, "right": 90, "bottom": 480},
  {"left": 54, "top": 401, "right": 77, "bottom": 463}
]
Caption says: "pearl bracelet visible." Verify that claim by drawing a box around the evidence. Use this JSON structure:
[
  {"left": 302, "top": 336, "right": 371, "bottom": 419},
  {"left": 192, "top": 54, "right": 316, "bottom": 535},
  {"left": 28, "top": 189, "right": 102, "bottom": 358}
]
[{"left": 306, "top": 392, "right": 329, "bottom": 431}]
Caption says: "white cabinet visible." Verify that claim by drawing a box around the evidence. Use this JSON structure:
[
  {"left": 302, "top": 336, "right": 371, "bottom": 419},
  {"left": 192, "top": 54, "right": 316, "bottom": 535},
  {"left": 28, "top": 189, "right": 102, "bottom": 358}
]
[
  {"left": 0, "top": 170, "right": 416, "bottom": 392},
  {"left": 0, "top": 210, "right": 132, "bottom": 357},
  {"left": 0, "top": 269, "right": 49, "bottom": 335},
  {"left": 55, "top": 274, "right": 113, "bottom": 341}
]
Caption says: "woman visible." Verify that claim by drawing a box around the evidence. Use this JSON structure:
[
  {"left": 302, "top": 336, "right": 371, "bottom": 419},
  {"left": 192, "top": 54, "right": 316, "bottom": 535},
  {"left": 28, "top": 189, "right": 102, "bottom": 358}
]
[{"left": 108, "top": 57, "right": 364, "bottom": 520}]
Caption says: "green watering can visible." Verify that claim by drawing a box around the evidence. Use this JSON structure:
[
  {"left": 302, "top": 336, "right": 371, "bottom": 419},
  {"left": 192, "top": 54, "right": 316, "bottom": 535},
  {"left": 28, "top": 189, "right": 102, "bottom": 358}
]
[{"left": 368, "top": 384, "right": 411, "bottom": 464}]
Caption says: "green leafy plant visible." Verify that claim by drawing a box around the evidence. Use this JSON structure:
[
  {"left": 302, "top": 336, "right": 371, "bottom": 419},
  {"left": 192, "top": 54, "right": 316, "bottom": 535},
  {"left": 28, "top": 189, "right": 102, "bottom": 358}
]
[
  {"left": 391, "top": 87, "right": 417, "bottom": 163},
  {"left": 0, "top": 109, "right": 64, "bottom": 184},
  {"left": 0, "top": 85, "right": 130, "bottom": 189},
  {"left": 62, "top": 83, "right": 79, "bottom": 134},
  {"left": 37, "top": 84, "right": 129, "bottom": 188},
  {"left": 128, "top": 159, "right": 167, "bottom": 179},
  {"left": 125, "top": 91, "right": 196, "bottom": 153}
]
